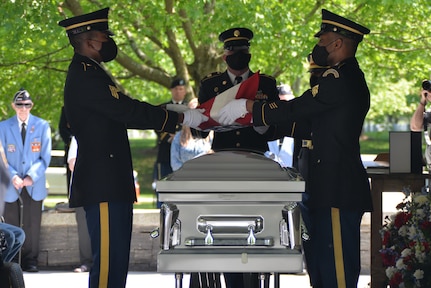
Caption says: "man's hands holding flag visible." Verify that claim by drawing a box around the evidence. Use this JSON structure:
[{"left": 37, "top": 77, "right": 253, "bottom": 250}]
[
  {"left": 182, "top": 109, "right": 209, "bottom": 128},
  {"left": 218, "top": 98, "right": 248, "bottom": 125}
]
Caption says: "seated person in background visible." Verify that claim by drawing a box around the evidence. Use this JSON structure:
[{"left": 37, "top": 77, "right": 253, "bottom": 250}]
[
  {"left": 170, "top": 98, "right": 213, "bottom": 171},
  {"left": 0, "top": 222, "right": 25, "bottom": 263}
]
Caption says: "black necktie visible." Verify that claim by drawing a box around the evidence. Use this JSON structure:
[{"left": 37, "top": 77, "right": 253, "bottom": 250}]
[
  {"left": 21, "top": 123, "right": 26, "bottom": 144},
  {"left": 235, "top": 76, "right": 243, "bottom": 85}
]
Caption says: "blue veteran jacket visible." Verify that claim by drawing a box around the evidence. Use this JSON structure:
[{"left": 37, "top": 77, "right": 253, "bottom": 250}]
[
  {"left": 0, "top": 114, "right": 51, "bottom": 202},
  {"left": 252, "top": 57, "right": 372, "bottom": 212},
  {"left": 198, "top": 70, "right": 279, "bottom": 152},
  {"left": 63, "top": 53, "right": 179, "bottom": 207}
]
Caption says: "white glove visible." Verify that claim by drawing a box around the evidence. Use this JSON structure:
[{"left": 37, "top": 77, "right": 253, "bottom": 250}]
[
  {"left": 182, "top": 109, "right": 208, "bottom": 128},
  {"left": 218, "top": 99, "right": 248, "bottom": 125}
]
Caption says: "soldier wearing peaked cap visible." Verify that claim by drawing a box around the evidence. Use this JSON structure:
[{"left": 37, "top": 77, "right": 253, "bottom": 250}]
[
  {"left": 198, "top": 28, "right": 279, "bottom": 153},
  {"left": 220, "top": 10, "right": 372, "bottom": 288},
  {"left": 192, "top": 27, "right": 279, "bottom": 288},
  {"left": 58, "top": 7, "right": 207, "bottom": 288}
]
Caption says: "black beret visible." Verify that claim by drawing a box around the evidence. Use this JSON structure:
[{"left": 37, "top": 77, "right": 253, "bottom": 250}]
[
  {"left": 58, "top": 7, "right": 113, "bottom": 37},
  {"left": 170, "top": 78, "right": 186, "bottom": 88},
  {"left": 314, "top": 9, "right": 370, "bottom": 42},
  {"left": 219, "top": 28, "right": 253, "bottom": 51},
  {"left": 13, "top": 88, "right": 32, "bottom": 103}
]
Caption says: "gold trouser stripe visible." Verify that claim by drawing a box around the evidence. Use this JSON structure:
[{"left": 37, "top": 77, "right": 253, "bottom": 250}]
[
  {"left": 99, "top": 202, "right": 110, "bottom": 288},
  {"left": 157, "top": 163, "right": 161, "bottom": 180},
  {"left": 331, "top": 207, "right": 346, "bottom": 288}
]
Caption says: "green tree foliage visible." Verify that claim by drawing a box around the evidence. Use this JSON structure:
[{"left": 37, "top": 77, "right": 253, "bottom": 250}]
[{"left": 1, "top": 0, "right": 431, "bottom": 132}]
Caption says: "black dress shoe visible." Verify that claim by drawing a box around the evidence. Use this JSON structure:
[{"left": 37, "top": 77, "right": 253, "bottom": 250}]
[{"left": 24, "top": 265, "right": 39, "bottom": 272}]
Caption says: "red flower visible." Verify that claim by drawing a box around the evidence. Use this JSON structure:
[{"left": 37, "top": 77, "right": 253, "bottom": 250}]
[
  {"left": 389, "top": 271, "right": 403, "bottom": 287},
  {"left": 382, "top": 230, "right": 391, "bottom": 246},
  {"left": 394, "top": 212, "right": 412, "bottom": 228},
  {"left": 421, "top": 221, "right": 431, "bottom": 232},
  {"left": 381, "top": 252, "right": 397, "bottom": 267}
]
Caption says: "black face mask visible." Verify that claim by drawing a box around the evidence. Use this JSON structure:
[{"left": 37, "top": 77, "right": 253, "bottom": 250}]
[
  {"left": 311, "top": 38, "right": 339, "bottom": 67},
  {"left": 226, "top": 52, "right": 251, "bottom": 70},
  {"left": 99, "top": 37, "right": 118, "bottom": 62},
  {"left": 311, "top": 44, "right": 329, "bottom": 67}
]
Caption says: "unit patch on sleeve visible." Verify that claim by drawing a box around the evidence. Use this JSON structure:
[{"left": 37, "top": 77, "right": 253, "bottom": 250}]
[
  {"left": 109, "top": 85, "right": 120, "bottom": 99},
  {"left": 322, "top": 68, "right": 340, "bottom": 78}
]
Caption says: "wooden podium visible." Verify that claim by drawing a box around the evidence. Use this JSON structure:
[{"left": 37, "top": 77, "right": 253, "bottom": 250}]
[{"left": 367, "top": 171, "right": 429, "bottom": 288}]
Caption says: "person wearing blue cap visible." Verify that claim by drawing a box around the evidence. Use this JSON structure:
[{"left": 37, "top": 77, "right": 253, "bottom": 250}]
[
  {"left": 219, "top": 9, "right": 372, "bottom": 288},
  {"left": 58, "top": 7, "right": 207, "bottom": 288},
  {"left": 0, "top": 89, "right": 52, "bottom": 273}
]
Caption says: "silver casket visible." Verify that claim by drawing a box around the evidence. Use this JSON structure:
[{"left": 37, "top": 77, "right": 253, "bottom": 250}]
[{"left": 155, "top": 150, "right": 305, "bottom": 274}]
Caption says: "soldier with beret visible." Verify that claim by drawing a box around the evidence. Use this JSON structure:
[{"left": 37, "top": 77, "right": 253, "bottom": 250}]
[
  {"left": 58, "top": 7, "right": 206, "bottom": 288},
  {"left": 153, "top": 78, "right": 188, "bottom": 208},
  {"left": 193, "top": 27, "right": 279, "bottom": 288},
  {"left": 220, "top": 9, "right": 372, "bottom": 288}
]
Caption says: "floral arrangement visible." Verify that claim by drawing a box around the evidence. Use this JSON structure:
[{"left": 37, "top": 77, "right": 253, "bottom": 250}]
[{"left": 380, "top": 187, "right": 431, "bottom": 288}]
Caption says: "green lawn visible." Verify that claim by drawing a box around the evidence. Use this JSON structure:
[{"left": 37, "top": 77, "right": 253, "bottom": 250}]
[
  {"left": 45, "top": 131, "right": 393, "bottom": 210},
  {"left": 359, "top": 131, "right": 390, "bottom": 155}
]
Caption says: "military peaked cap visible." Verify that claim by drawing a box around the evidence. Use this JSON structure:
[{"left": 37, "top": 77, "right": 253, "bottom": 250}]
[
  {"left": 219, "top": 28, "right": 253, "bottom": 50},
  {"left": 314, "top": 9, "right": 370, "bottom": 42},
  {"left": 58, "top": 7, "right": 113, "bottom": 37}
]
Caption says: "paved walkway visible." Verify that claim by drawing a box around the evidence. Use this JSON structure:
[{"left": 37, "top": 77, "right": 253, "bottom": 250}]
[{"left": 23, "top": 271, "right": 371, "bottom": 288}]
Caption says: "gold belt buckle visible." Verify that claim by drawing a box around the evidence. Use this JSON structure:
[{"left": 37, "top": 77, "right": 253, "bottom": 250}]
[{"left": 302, "top": 140, "right": 313, "bottom": 150}]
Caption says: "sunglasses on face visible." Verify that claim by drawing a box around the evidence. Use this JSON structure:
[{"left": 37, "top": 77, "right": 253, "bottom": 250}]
[{"left": 15, "top": 103, "right": 33, "bottom": 108}]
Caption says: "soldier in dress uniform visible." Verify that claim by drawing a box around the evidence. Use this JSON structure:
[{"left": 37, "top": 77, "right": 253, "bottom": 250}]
[
  {"left": 198, "top": 27, "right": 279, "bottom": 153},
  {"left": 192, "top": 27, "right": 279, "bottom": 288},
  {"left": 220, "top": 10, "right": 373, "bottom": 288},
  {"left": 58, "top": 8, "right": 206, "bottom": 288}
]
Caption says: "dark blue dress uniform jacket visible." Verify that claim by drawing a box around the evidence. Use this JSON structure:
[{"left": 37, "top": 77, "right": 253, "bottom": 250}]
[
  {"left": 252, "top": 57, "right": 372, "bottom": 212},
  {"left": 198, "top": 70, "right": 279, "bottom": 152},
  {"left": 64, "top": 53, "right": 178, "bottom": 208}
]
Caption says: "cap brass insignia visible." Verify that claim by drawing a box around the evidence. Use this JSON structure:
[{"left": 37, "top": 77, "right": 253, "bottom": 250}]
[{"left": 234, "top": 30, "right": 240, "bottom": 37}]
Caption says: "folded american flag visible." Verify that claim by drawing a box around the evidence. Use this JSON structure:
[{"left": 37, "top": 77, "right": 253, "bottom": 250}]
[{"left": 197, "top": 71, "right": 260, "bottom": 131}]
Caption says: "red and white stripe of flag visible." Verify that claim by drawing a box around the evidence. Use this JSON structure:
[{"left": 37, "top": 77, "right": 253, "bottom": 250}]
[{"left": 197, "top": 71, "right": 260, "bottom": 131}]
